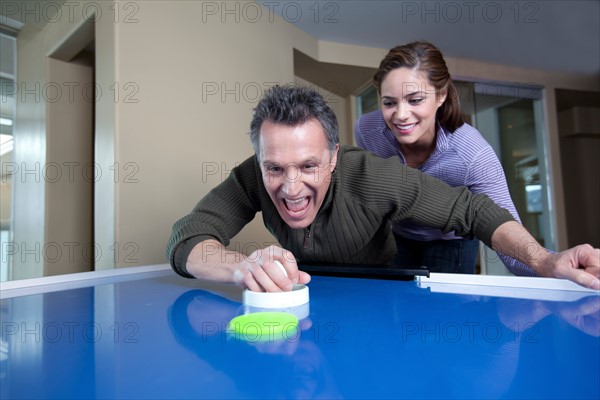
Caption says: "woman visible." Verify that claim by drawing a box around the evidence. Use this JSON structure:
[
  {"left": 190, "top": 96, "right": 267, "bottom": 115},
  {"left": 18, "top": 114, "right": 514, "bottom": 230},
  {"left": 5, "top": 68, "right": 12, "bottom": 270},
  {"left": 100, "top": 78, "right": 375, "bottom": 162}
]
[{"left": 354, "top": 41, "right": 535, "bottom": 275}]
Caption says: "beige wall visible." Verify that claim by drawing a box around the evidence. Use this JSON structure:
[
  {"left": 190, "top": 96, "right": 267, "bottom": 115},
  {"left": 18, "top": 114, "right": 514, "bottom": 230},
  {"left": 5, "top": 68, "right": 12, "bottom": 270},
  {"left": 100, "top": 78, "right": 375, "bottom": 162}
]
[
  {"left": 113, "top": 2, "right": 300, "bottom": 267},
  {"left": 8, "top": 1, "right": 600, "bottom": 279},
  {"left": 44, "top": 56, "right": 94, "bottom": 275},
  {"left": 294, "top": 76, "right": 350, "bottom": 146}
]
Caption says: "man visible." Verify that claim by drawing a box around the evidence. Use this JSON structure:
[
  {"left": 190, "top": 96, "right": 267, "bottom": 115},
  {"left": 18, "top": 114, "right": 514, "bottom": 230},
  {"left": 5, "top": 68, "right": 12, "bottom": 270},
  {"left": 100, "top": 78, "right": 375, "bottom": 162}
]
[{"left": 167, "top": 85, "right": 600, "bottom": 292}]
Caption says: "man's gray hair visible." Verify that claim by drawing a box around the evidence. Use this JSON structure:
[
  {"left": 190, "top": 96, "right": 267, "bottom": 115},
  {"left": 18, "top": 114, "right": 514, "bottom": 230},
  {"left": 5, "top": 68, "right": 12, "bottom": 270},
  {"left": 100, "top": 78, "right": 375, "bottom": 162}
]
[{"left": 249, "top": 84, "right": 339, "bottom": 159}]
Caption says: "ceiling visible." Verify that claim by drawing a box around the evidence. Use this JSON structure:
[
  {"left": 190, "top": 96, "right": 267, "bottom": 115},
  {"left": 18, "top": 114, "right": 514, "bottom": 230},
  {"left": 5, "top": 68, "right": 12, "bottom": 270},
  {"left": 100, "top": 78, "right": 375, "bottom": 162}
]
[
  {"left": 259, "top": 0, "right": 600, "bottom": 76},
  {"left": 2, "top": 1, "right": 598, "bottom": 76}
]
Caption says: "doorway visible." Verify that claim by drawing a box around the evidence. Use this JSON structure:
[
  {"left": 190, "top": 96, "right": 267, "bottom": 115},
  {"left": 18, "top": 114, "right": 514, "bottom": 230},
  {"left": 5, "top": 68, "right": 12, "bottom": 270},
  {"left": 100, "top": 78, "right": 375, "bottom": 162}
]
[{"left": 473, "top": 82, "right": 555, "bottom": 275}]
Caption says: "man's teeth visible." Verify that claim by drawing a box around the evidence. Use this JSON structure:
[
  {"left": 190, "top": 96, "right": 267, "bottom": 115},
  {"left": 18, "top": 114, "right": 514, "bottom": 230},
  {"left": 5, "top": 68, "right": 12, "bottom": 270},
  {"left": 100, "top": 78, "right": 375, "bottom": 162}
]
[
  {"left": 284, "top": 197, "right": 309, "bottom": 212},
  {"left": 286, "top": 198, "right": 305, "bottom": 204}
]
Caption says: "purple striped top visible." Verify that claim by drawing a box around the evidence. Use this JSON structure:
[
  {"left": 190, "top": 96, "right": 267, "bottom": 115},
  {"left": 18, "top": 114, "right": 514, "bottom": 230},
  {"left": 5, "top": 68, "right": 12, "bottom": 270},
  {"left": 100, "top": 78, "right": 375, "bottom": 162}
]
[{"left": 354, "top": 110, "right": 537, "bottom": 276}]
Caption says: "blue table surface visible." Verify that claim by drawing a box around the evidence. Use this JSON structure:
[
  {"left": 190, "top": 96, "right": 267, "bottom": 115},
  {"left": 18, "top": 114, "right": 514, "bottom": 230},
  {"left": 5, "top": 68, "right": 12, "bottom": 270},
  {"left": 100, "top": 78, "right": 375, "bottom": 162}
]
[{"left": 1, "top": 268, "right": 599, "bottom": 399}]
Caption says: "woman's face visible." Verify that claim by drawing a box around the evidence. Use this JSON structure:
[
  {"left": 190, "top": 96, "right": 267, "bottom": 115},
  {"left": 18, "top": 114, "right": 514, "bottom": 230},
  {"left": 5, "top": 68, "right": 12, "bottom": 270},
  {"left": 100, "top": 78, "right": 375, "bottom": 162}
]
[{"left": 380, "top": 67, "right": 446, "bottom": 149}]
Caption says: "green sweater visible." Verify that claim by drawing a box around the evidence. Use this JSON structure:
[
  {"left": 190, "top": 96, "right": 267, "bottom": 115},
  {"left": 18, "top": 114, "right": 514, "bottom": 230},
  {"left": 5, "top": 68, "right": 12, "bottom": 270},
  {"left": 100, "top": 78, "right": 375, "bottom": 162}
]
[{"left": 166, "top": 146, "right": 515, "bottom": 278}]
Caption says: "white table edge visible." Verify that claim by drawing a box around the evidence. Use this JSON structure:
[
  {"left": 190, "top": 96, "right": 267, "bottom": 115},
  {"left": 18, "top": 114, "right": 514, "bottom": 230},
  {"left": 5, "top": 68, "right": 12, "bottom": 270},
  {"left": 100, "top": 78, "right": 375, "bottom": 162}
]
[
  {"left": 416, "top": 272, "right": 599, "bottom": 292},
  {"left": 0, "top": 264, "right": 173, "bottom": 299}
]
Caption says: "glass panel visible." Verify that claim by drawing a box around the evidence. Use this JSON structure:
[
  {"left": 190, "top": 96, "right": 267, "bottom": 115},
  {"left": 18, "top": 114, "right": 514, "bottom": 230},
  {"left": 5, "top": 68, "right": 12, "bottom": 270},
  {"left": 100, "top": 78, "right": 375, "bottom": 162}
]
[
  {"left": 473, "top": 82, "right": 555, "bottom": 275},
  {"left": 356, "top": 85, "right": 378, "bottom": 116}
]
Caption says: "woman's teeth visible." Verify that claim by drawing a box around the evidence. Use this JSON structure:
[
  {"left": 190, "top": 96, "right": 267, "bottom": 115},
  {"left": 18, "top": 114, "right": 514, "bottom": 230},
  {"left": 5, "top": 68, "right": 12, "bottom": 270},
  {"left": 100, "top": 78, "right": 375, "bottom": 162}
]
[{"left": 396, "top": 123, "right": 416, "bottom": 131}]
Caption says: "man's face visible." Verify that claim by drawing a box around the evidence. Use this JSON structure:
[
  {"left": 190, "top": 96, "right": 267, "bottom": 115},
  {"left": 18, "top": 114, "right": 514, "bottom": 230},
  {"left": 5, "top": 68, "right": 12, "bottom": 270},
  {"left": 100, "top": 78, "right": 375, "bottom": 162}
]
[{"left": 259, "top": 119, "right": 338, "bottom": 229}]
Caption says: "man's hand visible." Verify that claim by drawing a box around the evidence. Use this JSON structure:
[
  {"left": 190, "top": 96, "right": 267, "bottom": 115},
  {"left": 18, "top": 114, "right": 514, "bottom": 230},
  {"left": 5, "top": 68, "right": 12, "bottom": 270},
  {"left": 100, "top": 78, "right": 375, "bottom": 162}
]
[
  {"left": 233, "top": 245, "right": 311, "bottom": 292},
  {"left": 492, "top": 222, "right": 600, "bottom": 290},
  {"left": 186, "top": 240, "right": 311, "bottom": 292},
  {"left": 537, "top": 244, "right": 600, "bottom": 290}
]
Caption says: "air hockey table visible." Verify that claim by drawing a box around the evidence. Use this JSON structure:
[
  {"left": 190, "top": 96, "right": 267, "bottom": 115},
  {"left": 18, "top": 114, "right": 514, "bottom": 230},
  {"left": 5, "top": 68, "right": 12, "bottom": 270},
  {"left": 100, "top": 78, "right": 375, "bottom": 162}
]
[{"left": 1, "top": 264, "right": 599, "bottom": 399}]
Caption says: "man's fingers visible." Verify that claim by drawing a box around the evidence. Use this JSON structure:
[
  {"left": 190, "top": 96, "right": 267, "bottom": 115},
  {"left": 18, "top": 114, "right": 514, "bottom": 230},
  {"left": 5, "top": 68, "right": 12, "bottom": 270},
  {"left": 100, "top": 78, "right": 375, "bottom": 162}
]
[
  {"left": 298, "top": 270, "right": 312, "bottom": 285},
  {"left": 578, "top": 245, "right": 600, "bottom": 273},
  {"left": 583, "top": 266, "right": 600, "bottom": 280},
  {"left": 562, "top": 268, "right": 600, "bottom": 291},
  {"left": 280, "top": 251, "right": 300, "bottom": 283},
  {"left": 262, "top": 261, "right": 293, "bottom": 291},
  {"left": 568, "top": 245, "right": 600, "bottom": 289},
  {"left": 241, "top": 271, "right": 264, "bottom": 292},
  {"left": 251, "top": 260, "right": 299, "bottom": 292},
  {"left": 239, "top": 247, "right": 304, "bottom": 292}
]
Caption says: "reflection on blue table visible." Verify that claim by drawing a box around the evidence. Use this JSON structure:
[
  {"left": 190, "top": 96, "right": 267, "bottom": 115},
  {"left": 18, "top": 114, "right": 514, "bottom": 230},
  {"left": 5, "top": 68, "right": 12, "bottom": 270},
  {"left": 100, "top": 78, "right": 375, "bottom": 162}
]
[{"left": 168, "top": 289, "right": 340, "bottom": 398}]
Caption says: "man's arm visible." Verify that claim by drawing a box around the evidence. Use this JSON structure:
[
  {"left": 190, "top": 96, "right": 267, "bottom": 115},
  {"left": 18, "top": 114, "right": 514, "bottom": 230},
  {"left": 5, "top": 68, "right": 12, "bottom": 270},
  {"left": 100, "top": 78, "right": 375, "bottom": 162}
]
[
  {"left": 349, "top": 149, "right": 599, "bottom": 289},
  {"left": 465, "top": 145, "right": 539, "bottom": 276},
  {"left": 185, "top": 239, "right": 311, "bottom": 292},
  {"left": 166, "top": 156, "right": 260, "bottom": 277},
  {"left": 491, "top": 221, "right": 600, "bottom": 290}
]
